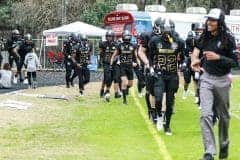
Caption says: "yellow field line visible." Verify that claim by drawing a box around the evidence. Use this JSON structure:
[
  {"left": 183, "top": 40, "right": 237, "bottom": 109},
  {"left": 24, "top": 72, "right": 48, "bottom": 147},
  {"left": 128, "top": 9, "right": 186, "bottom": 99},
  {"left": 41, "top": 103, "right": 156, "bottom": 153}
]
[{"left": 131, "top": 90, "right": 172, "bottom": 160}]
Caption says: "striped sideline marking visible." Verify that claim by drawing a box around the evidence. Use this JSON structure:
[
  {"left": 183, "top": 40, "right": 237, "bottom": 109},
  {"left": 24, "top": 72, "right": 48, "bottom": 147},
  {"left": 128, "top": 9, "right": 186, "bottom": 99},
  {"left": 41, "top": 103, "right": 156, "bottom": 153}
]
[{"left": 131, "top": 90, "right": 172, "bottom": 160}]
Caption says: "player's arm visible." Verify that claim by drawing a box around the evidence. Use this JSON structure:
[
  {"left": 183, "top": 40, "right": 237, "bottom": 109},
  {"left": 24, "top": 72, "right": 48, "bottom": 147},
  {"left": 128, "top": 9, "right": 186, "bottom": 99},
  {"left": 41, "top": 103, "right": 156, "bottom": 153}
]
[
  {"left": 71, "top": 47, "right": 79, "bottom": 67},
  {"left": 191, "top": 47, "right": 201, "bottom": 72},
  {"left": 138, "top": 45, "right": 149, "bottom": 67},
  {"left": 110, "top": 49, "right": 119, "bottom": 66}
]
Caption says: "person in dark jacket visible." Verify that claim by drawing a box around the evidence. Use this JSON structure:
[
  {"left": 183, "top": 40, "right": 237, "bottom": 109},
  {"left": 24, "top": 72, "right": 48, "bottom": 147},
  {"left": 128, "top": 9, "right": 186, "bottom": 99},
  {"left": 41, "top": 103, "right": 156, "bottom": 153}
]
[{"left": 191, "top": 8, "right": 238, "bottom": 160}]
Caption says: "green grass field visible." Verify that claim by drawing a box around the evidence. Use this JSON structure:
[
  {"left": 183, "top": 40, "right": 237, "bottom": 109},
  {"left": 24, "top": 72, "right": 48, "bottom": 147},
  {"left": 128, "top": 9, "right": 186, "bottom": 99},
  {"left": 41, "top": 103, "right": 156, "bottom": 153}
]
[{"left": 0, "top": 78, "right": 240, "bottom": 160}]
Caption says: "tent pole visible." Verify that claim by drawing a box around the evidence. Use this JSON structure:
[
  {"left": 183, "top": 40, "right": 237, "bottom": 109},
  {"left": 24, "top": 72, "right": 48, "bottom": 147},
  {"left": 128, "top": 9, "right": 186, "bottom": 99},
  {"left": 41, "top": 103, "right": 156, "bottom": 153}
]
[
  {"left": 39, "top": 36, "right": 44, "bottom": 66},
  {"left": 93, "top": 40, "right": 95, "bottom": 56},
  {"left": 43, "top": 38, "right": 46, "bottom": 69}
]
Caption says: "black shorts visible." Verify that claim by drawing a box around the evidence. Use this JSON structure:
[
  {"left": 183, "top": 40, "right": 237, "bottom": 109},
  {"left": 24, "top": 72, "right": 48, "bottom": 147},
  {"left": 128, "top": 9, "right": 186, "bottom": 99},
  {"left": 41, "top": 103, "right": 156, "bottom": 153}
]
[
  {"left": 17, "top": 58, "right": 25, "bottom": 71},
  {"left": 112, "top": 64, "right": 121, "bottom": 83},
  {"left": 120, "top": 64, "right": 134, "bottom": 80},
  {"left": 103, "top": 63, "right": 121, "bottom": 85}
]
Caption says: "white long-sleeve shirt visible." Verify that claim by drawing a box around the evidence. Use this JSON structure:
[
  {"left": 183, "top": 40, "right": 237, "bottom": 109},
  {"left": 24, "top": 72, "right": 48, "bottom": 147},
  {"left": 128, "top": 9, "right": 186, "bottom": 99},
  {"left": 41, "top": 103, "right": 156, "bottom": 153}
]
[
  {"left": 24, "top": 52, "right": 40, "bottom": 72},
  {"left": 0, "top": 70, "right": 12, "bottom": 88}
]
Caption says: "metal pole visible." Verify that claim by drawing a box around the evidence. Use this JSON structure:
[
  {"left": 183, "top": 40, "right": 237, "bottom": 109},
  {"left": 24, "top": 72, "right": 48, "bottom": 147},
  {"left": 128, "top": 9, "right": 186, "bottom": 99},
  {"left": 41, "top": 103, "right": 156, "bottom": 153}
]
[
  {"left": 39, "top": 36, "right": 44, "bottom": 65},
  {"left": 61, "top": 0, "right": 67, "bottom": 25},
  {"left": 43, "top": 39, "right": 46, "bottom": 69}
]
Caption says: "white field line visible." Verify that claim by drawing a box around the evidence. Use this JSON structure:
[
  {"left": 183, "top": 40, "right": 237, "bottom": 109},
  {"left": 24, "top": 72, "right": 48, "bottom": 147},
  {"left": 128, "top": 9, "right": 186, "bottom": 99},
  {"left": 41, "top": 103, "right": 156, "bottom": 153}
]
[{"left": 132, "top": 90, "right": 172, "bottom": 160}]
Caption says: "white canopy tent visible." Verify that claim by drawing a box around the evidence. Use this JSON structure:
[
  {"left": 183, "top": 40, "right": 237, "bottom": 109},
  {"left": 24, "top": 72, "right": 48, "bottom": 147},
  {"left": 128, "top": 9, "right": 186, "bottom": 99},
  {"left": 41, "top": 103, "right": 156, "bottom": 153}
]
[
  {"left": 40, "top": 21, "right": 107, "bottom": 69},
  {"left": 43, "top": 21, "right": 107, "bottom": 37}
]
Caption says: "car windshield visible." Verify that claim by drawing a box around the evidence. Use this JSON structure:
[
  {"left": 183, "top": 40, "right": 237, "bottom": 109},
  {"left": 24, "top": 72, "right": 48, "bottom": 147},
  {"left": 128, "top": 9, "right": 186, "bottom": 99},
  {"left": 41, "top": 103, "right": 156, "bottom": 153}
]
[{"left": 135, "top": 20, "right": 152, "bottom": 34}]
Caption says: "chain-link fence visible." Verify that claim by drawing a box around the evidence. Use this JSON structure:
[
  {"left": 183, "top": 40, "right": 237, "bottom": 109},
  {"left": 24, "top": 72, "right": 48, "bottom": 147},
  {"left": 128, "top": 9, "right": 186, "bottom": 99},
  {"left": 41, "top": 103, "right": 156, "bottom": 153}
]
[
  {"left": 0, "top": 37, "right": 101, "bottom": 71},
  {"left": 37, "top": 37, "right": 101, "bottom": 70}
]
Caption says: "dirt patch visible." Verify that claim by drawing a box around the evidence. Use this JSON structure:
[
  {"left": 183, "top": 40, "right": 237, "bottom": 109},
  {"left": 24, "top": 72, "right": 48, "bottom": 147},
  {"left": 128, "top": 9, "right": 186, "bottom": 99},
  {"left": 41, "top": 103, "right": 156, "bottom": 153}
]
[{"left": 0, "top": 82, "right": 101, "bottom": 128}]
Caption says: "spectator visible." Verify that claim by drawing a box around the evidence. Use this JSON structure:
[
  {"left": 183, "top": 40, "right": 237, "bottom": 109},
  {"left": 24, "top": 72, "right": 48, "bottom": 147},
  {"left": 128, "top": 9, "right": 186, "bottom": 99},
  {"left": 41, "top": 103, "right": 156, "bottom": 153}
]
[
  {"left": 0, "top": 63, "right": 12, "bottom": 89},
  {"left": 24, "top": 47, "right": 40, "bottom": 89}
]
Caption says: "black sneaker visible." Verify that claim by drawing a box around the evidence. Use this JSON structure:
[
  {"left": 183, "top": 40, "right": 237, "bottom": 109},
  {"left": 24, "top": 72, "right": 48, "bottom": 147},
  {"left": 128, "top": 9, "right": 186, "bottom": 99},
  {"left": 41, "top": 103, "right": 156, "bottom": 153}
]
[
  {"left": 152, "top": 110, "right": 157, "bottom": 124},
  {"left": 164, "top": 127, "right": 172, "bottom": 136},
  {"left": 66, "top": 84, "right": 70, "bottom": 88},
  {"left": 80, "top": 91, "right": 84, "bottom": 97},
  {"left": 123, "top": 100, "right": 127, "bottom": 105},
  {"left": 219, "top": 144, "right": 228, "bottom": 159},
  {"left": 149, "top": 109, "right": 157, "bottom": 124},
  {"left": 115, "top": 93, "right": 121, "bottom": 98},
  {"left": 202, "top": 153, "right": 214, "bottom": 160}
]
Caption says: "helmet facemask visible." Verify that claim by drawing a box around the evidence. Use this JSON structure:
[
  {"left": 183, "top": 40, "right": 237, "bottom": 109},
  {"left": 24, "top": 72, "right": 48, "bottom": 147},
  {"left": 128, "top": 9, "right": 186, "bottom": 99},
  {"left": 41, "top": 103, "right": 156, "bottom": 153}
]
[
  {"left": 161, "top": 19, "right": 174, "bottom": 43},
  {"left": 122, "top": 30, "right": 132, "bottom": 43},
  {"left": 153, "top": 23, "right": 161, "bottom": 35},
  {"left": 106, "top": 30, "right": 115, "bottom": 42},
  {"left": 24, "top": 33, "right": 32, "bottom": 44}
]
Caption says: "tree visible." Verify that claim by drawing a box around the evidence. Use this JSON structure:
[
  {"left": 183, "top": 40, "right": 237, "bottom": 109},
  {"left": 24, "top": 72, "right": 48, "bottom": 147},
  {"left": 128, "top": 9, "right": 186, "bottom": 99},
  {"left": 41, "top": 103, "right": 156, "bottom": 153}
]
[
  {"left": 210, "top": 0, "right": 235, "bottom": 14},
  {"left": 80, "top": 0, "right": 118, "bottom": 27},
  {"left": 0, "top": 1, "right": 11, "bottom": 29},
  {"left": 2, "top": 0, "right": 240, "bottom": 36},
  {"left": 10, "top": 0, "right": 88, "bottom": 35}
]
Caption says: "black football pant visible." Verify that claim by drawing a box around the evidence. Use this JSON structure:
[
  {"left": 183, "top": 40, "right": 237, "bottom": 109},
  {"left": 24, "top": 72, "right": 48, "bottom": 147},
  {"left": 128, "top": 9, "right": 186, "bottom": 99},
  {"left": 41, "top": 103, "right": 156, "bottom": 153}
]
[
  {"left": 76, "top": 66, "right": 90, "bottom": 91},
  {"left": 103, "top": 64, "right": 112, "bottom": 88},
  {"left": 65, "top": 61, "right": 74, "bottom": 86},
  {"left": 154, "top": 74, "right": 179, "bottom": 128}
]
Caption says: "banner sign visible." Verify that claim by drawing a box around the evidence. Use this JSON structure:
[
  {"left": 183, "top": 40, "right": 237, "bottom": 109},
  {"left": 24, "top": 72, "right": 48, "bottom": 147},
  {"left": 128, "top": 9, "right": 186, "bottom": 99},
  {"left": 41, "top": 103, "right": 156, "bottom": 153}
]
[{"left": 46, "top": 34, "right": 58, "bottom": 46}]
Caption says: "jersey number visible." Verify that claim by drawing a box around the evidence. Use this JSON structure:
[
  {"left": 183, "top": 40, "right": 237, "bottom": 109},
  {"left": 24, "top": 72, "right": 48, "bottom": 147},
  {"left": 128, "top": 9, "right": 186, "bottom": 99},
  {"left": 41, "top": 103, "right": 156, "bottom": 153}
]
[{"left": 157, "top": 55, "right": 177, "bottom": 72}]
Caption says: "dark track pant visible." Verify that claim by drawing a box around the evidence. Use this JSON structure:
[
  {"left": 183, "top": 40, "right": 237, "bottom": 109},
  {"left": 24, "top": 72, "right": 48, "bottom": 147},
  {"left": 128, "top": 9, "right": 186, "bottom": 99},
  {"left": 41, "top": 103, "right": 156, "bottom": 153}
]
[{"left": 27, "top": 71, "right": 37, "bottom": 85}]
